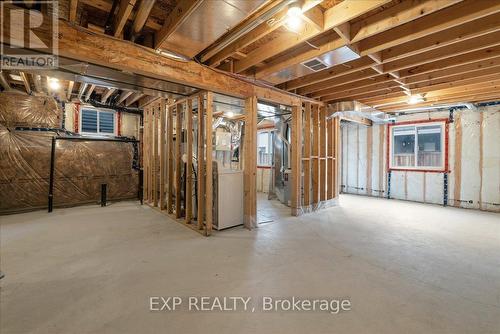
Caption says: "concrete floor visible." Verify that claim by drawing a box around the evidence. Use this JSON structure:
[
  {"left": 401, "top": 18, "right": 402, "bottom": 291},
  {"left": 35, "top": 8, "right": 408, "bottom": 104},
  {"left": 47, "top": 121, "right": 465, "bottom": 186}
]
[{"left": 1, "top": 195, "right": 499, "bottom": 334}]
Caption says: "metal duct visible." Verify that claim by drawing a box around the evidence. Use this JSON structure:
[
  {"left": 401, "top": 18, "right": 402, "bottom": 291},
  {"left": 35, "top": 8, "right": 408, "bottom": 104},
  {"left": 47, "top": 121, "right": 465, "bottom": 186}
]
[
  {"left": 328, "top": 101, "right": 394, "bottom": 124},
  {"left": 161, "top": 0, "right": 268, "bottom": 59}
]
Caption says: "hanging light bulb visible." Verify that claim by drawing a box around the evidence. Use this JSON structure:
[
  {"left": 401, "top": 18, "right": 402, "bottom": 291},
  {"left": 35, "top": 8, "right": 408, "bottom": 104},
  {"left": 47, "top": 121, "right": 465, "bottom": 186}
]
[
  {"left": 407, "top": 95, "right": 425, "bottom": 105},
  {"left": 285, "top": 2, "right": 303, "bottom": 32},
  {"left": 48, "top": 78, "right": 60, "bottom": 90}
]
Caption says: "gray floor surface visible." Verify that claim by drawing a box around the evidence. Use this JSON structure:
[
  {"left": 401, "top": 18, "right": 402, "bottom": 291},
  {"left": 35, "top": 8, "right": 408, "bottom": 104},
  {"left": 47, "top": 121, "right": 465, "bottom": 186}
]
[{"left": 1, "top": 194, "right": 499, "bottom": 334}]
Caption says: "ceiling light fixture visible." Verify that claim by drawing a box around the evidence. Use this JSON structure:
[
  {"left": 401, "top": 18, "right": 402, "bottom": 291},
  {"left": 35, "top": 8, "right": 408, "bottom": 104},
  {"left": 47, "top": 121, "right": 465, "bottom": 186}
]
[
  {"left": 225, "top": 111, "right": 234, "bottom": 118},
  {"left": 408, "top": 95, "right": 425, "bottom": 105},
  {"left": 48, "top": 78, "right": 60, "bottom": 90},
  {"left": 285, "top": 2, "right": 303, "bottom": 32}
]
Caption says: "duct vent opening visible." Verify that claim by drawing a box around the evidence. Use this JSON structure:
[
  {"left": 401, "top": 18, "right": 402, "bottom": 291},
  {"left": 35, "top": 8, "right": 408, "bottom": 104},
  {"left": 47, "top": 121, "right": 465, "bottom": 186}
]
[{"left": 301, "top": 58, "right": 328, "bottom": 72}]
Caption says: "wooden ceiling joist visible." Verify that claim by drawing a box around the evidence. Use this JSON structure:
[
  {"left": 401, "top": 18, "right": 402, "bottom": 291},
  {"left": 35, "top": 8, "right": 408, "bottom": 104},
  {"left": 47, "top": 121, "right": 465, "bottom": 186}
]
[
  {"left": 67, "top": 80, "right": 74, "bottom": 100},
  {"left": 19, "top": 72, "right": 31, "bottom": 94},
  {"left": 77, "top": 82, "right": 88, "bottom": 100},
  {"left": 85, "top": 84, "right": 96, "bottom": 101},
  {"left": 357, "top": 0, "right": 500, "bottom": 57},
  {"left": 130, "top": 0, "right": 156, "bottom": 41},
  {"left": 101, "top": 87, "right": 116, "bottom": 103},
  {"left": 125, "top": 92, "right": 143, "bottom": 106},
  {"left": 0, "top": 71, "right": 11, "bottom": 91},
  {"left": 117, "top": 90, "right": 133, "bottom": 104},
  {"left": 69, "top": 0, "right": 78, "bottom": 23},
  {"left": 232, "top": 0, "right": 391, "bottom": 75},
  {"left": 382, "top": 12, "right": 500, "bottom": 63},
  {"left": 33, "top": 74, "right": 43, "bottom": 93},
  {"left": 1, "top": 6, "right": 306, "bottom": 106},
  {"left": 113, "top": 0, "right": 137, "bottom": 38}
]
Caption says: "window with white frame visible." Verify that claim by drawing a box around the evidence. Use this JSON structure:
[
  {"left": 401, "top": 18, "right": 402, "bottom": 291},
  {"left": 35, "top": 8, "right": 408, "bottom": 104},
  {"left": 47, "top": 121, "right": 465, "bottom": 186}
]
[
  {"left": 389, "top": 121, "right": 445, "bottom": 171},
  {"left": 257, "top": 130, "right": 273, "bottom": 166},
  {"left": 80, "top": 108, "right": 115, "bottom": 135}
]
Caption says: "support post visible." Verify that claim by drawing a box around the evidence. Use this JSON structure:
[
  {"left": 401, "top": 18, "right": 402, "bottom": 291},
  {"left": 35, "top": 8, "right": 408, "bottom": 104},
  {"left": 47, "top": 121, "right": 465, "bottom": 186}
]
[
  {"left": 185, "top": 98, "right": 193, "bottom": 224},
  {"left": 159, "top": 99, "right": 166, "bottom": 209},
  {"left": 197, "top": 95, "right": 205, "bottom": 230},
  {"left": 175, "top": 103, "right": 183, "bottom": 218},
  {"left": 291, "top": 104, "right": 303, "bottom": 216},
  {"left": 303, "top": 102, "right": 311, "bottom": 207},
  {"left": 167, "top": 104, "right": 174, "bottom": 213},
  {"left": 243, "top": 96, "right": 258, "bottom": 228},
  {"left": 205, "top": 92, "right": 214, "bottom": 235}
]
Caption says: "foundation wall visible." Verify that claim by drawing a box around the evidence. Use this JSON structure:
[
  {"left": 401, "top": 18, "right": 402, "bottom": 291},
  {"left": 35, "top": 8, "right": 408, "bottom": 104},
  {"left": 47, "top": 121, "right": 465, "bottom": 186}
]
[{"left": 341, "top": 106, "right": 500, "bottom": 212}]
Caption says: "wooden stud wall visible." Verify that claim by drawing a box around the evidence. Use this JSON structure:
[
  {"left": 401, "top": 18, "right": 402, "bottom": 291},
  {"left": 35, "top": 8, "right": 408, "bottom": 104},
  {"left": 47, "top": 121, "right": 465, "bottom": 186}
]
[
  {"left": 295, "top": 102, "right": 340, "bottom": 214},
  {"left": 141, "top": 92, "right": 216, "bottom": 236}
]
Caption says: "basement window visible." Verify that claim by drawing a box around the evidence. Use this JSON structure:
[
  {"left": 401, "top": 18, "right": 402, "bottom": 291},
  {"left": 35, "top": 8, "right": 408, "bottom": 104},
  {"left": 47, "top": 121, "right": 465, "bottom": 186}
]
[
  {"left": 389, "top": 121, "right": 446, "bottom": 171},
  {"left": 257, "top": 130, "right": 273, "bottom": 167},
  {"left": 80, "top": 108, "right": 115, "bottom": 136}
]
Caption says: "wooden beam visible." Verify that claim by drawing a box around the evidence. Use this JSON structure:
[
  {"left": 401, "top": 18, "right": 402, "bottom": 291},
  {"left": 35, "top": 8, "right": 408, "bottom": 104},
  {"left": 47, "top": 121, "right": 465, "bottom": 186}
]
[
  {"left": 196, "top": 94, "right": 205, "bottom": 230},
  {"left": 155, "top": 0, "right": 201, "bottom": 49},
  {"left": 113, "top": 0, "right": 137, "bottom": 38},
  {"left": 69, "top": 0, "right": 78, "bottom": 23},
  {"left": 243, "top": 96, "right": 258, "bottom": 228},
  {"left": 153, "top": 100, "right": 159, "bottom": 207},
  {"left": 290, "top": 103, "right": 303, "bottom": 216},
  {"left": 77, "top": 82, "right": 87, "bottom": 100},
  {"left": 185, "top": 98, "right": 193, "bottom": 224},
  {"left": 358, "top": 0, "right": 500, "bottom": 56},
  {"left": 100, "top": 87, "right": 116, "bottom": 103},
  {"left": 33, "top": 74, "right": 43, "bottom": 93},
  {"left": 340, "top": 115, "right": 373, "bottom": 126},
  {"left": 205, "top": 92, "right": 213, "bottom": 236},
  {"left": 383, "top": 30, "right": 500, "bottom": 73},
  {"left": 66, "top": 80, "right": 74, "bottom": 100},
  {"left": 333, "top": 22, "right": 351, "bottom": 43},
  {"left": 234, "top": 0, "right": 390, "bottom": 74},
  {"left": 117, "top": 90, "right": 133, "bottom": 104},
  {"left": 138, "top": 95, "right": 161, "bottom": 108},
  {"left": 1, "top": 9, "right": 302, "bottom": 106},
  {"left": 85, "top": 84, "right": 95, "bottom": 101},
  {"left": 319, "top": 106, "right": 327, "bottom": 202},
  {"left": 130, "top": 0, "right": 155, "bottom": 41},
  {"left": 159, "top": 99, "right": 166, "bottom": 210},
  {"left": 382, "top": 12, "right": 500, "bottom": 63},
  {"left": 298, "top": 67, "right": 379, "bottom": 95},
  {"left": 125, "top": 92, "right": 143, "bottom": 106},
  {"left": 303, "top": 102, "right": 311, "bottom": 207},
  {"left": 350, "top": 0, "right": 461, "bottom": 43},
  {"left": 167, "top": 103, "right": 174, "bottom": 213},
  {"left": 19, "top": 72, "right": 31, "bottom": 94},
  {"left": 175, "top": 103, "right": 183, "bottom": 218},
  {"left": 301, "top": 5, "right": 324, "bottom": 31},
  {"left": 0, "top": 71, "right": 11, "bottom": 91},
  {"left": 311, "top": 104, "right": 320, "bottom": 205}
]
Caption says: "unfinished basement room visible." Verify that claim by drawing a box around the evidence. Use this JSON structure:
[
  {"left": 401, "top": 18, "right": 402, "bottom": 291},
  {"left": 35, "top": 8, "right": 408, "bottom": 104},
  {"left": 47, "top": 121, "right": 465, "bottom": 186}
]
[{"left": 0, "top": 0, "right": 499, "bottom": 333}]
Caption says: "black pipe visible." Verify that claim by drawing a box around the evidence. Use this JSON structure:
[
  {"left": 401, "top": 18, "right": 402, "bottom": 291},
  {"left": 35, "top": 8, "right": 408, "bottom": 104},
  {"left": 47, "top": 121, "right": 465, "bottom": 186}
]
[
  {"left": 139, "top": 169, "right": 144, "bottom": 204},
  {"left": 55, "top": 137, "right": 139, "bottom": 143},
  {"left": 101, "top": 184, "right": 107, "bottom": 207},
  {"left": 48, "top": 136, "right": 56, "bottom": 213}
]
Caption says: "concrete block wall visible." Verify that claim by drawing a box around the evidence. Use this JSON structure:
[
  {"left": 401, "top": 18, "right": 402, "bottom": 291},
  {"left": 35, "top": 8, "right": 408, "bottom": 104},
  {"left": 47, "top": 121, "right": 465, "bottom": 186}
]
[{"left": 341, "top": 106, "right": 500, "bottom": 212}]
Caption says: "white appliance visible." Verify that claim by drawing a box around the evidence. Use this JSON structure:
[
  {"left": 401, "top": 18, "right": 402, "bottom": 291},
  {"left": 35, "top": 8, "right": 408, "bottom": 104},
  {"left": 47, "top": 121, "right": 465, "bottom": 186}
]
[{"left": 214, "top": 168, "right": 244, "bottom": 230}]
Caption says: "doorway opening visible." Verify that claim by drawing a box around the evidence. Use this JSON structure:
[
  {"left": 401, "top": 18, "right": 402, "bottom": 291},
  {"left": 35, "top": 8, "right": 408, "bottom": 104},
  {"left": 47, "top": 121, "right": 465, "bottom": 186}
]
[{"left": 256, "top": 101, "right": 292, "bottom": 224}]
